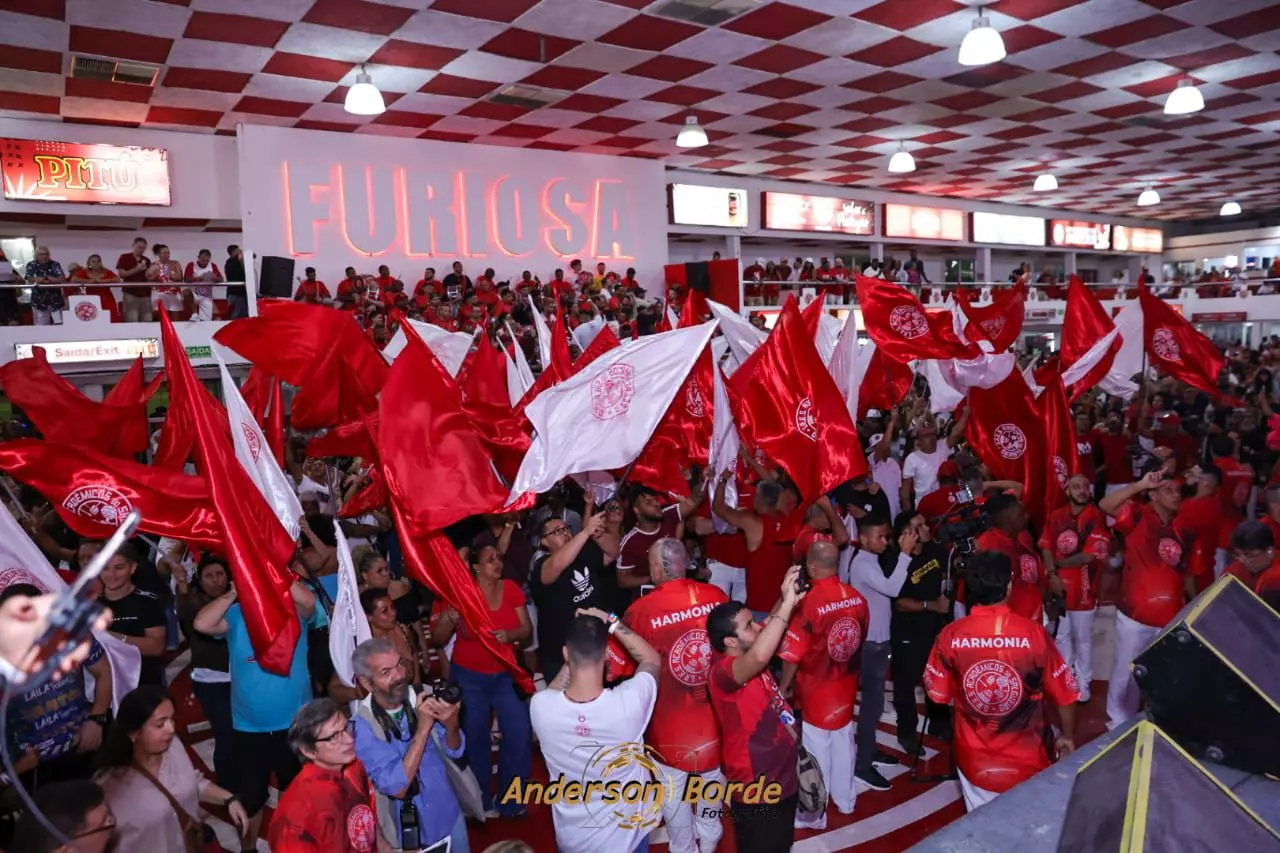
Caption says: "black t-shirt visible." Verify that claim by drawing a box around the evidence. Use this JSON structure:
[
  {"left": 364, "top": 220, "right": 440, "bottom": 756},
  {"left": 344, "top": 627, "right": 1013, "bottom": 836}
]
[
  {"left": 102, "top": 588, "right": 166, "bottom": 684},
  {"left": 891, "top": 543, "right": 950, "bottom": 640},
  {"left": 531, "top": 539, "right": 616, "bottom": 670},
  {"left": 442, "top": 273, "right": 471, "bottom": 300}
]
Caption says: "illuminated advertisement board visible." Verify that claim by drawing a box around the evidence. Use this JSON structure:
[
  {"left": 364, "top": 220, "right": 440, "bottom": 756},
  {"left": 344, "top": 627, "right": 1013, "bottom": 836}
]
[
  {"left": 762, "top": 191, "right": 873, "bottom": 235},
  {"left": 971, "top": 211, "right": 1046, "bottom": 247},
  {"left": 669, "top": 184, "right": 748, "bottom": 228},
  {"left": 883, "top": 203, "right": 964, "bottom": 241},
  {"left": 1, "top": 138, "right": 171, "bottom": 205},
  {"left": 1049, "top": 219, "right": 1111, "bottom": 251},
  {"left": 1113, "top": 225, "right": 1163, "bottom": 253}
]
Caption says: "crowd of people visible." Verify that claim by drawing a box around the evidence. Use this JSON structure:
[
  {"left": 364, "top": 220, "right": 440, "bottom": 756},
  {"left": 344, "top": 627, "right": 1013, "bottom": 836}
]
[{"left": 5, "top": 260, "right": 1280, "bottom": 853}]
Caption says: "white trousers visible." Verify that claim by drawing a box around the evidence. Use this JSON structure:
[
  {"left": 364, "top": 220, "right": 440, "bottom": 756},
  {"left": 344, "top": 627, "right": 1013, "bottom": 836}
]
[
  {"left": 1048, "top": 607, "right": 1096, "bottom": 698},
  {"left": 795, "top": 720, "right": 857, "bottom": 830},
  {"left": 1106, "top": 611, "right": 1161, "bottom": 730},
  {"left": 708, "top": 560, "right": 747, "bottom": 603},
  {"left": 191, "top": 293, "right": 214, "bottom": 321},
  {"left": 658, "top": 763, "right": 724, "bottom": 853},
  {"left": 958, "top": 770, "right": 999, "bottom": 812}
]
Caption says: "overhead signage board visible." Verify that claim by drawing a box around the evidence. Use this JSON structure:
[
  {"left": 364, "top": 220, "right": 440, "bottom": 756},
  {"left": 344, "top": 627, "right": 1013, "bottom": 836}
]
[
  {"left": 762, "top": 191, "right": 873, "bottom": 235},
  {"left": 1049, "top": 219, "right": 1111, "bottom": 251},
  {"left": 883, "top": 203, "right": 964, "bottom": 241},
  {"left": 669, "top": 184, "right": 748, "bottom": 228},
  {"left": 1, "top": 138, "right": 171, "bottom": 205},
  {"left": 971, "top": 211, "right": 1046, "bottom": 247},
  {"left": 15, "top": 338, "right": 159, "bottom": 363},
  {"left": 1113, "top": 225, "right": 1163, "bottom": 254}
]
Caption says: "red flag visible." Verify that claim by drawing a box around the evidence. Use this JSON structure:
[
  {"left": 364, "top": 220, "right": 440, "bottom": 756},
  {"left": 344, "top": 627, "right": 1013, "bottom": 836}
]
[
  {"left": 458, "top": 334, "right": 513, "bottom": 414},
  {"left": 1139, "top": 282, "right": 1225, "bottom": 396},
  {"left": 0, "top": 349, "right": 154, "bottom": 457},
  {"left": 859, "top": 348, "right": 914, "bottom": 417},
  {"left": 378, "top": 323, "right": 507, "bottom": 533},
  {"left": 1060, "top": 275, "right": 1119, "bottom": 400},
  {"left": 956, "top": 282, "right": 1025, "bottom": 352},
  {"left": 0, "top": 438, "right": 223, "bottom": 547},
  {"left": 152, "top": 375, "right": 229, "bottom": 470},
  {"left": 1038, "top": 375, "right": 1079, "bottom": 525},
  {"left": 238, "top": 368, "right": 285, "bottom": 466},
  {"left": 307, "top": 417, "right": 379, "bottom": 461},
  {"left": 965, "top": 371, "right": 1047, "bottom": 521},
  {"left": 239, "top": 367, "right": 272, "bottom": 423},
  {"left": 678, "top": 289, "right": 710, "bottom": 329},
  {"left": 728, "top": 299, "right": 866, "bottom": 502},
  {"left": 550, "top": 314, "right": 573, "bottom": 378},
  {"left": 102, "top": 355, "right": 163, "bottom": 457},
  {"left": 854, "top": 274, "right": 978, "bottom": 361},
  {"left": 161, "top": 311, "right": 299, "bottom": 675},
  {"left": 629, "top": 346, "right": 713, "bottom": 496},
  {"left": 338, "top": 465, "right": 389, "bottom": 518},
  {"left": 458, "top": 335, "right": 531, "bottom": 485},
  {"left": 265, "top": 376, "right": 285, "bottom": 467}
]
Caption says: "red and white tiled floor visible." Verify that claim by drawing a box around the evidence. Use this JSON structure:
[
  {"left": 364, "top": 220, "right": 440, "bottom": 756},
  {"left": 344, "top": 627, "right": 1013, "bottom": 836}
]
[{"left": 169, "top": 610, "right": 1115, "bottom": 852}]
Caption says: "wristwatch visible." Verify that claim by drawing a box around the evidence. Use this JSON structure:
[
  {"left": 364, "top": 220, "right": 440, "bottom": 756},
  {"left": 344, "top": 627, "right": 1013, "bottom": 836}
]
[
  {"left": 87, "top": 713, "right": 108, "bottom": 727},
  {"left": 606, "top": 612, "right": 621, "bottom": 634},
  {"left": 223, "top": 794, "right": 239, "bottom": 808}
]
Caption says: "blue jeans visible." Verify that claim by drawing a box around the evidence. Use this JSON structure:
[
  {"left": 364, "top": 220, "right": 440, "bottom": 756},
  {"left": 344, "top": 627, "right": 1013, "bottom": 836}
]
[
  {"left": 191, "top": 680, "right": 235, "bottom": 789},
  {"left": 452, "top": 662, "right": 532, "bottom": 816}
]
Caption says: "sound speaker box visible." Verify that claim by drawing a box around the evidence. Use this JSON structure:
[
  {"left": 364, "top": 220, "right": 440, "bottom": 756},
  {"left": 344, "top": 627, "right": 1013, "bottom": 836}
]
[
  {"left": 1056, "top": 721, "right": 1279, "bottom": 852},
  {"left": 1132, "top": 575, "right": 1280, "bottom": 776},
  {"left": 258, "top": 255, "right": 295, "bottom": 299}
]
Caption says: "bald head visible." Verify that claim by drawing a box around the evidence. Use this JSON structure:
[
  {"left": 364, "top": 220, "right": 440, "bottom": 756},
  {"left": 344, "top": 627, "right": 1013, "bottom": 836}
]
[
  {"left": 807, "top": 540, "right": 839, "bottom": 578},
  {"left": 649, "top": 537, "right": 689, "bottom": 584}
]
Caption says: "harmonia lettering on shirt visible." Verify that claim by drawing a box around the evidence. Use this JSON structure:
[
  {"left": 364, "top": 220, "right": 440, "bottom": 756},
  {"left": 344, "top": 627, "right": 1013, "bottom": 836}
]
[
  {"left": 816, "top": 596, "right": 864, "bottom": 617},
  {"left": 949, "top": 636, "right": 1031, "bottom": 650},
  {"left": 649, "top": 602, "right": 718, "bottom": 630}
]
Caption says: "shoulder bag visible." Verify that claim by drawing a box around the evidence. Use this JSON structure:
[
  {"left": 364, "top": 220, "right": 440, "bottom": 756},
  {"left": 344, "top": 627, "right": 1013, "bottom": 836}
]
[
  {"left": 129, "top": 761, "right": 219, "bottom": 853},
  {"left": 784, "top": 717, "right": 828, "bottom": 816},
  {"left": 430, "top": 727, "right": 487, "bottom": 823}
]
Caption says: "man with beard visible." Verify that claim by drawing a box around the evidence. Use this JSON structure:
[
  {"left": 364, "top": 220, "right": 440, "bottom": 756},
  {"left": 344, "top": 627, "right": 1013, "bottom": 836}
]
[
  {"left": 975, "top": 495, "right": 1045, "bottom": 622},
  {"left": 779, "top": 541, "right": 869, "bottom": 829},
  {"left": 924, "top": 550, "right": 1079, "bottom": 811},
  {"left": 1100, "top": 471, "right": 1196, "bottom": 729},
  {"left": 889, "top": 513, "right": 953, "bottom": 754},
  {"left": 1039, "top": 474, "right": 1110, "bottom": 703},
  {"left": 615, "top": 483, "right": 706, "bottom": 596},
  {"left": 351, "top": 638, "right": 468, "bottom": 853}
]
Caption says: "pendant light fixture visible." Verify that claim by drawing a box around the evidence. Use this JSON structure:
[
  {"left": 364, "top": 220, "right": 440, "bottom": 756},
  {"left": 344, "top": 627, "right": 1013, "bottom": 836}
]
[
  {"left": 1137, "top": 184, "right": 1160, "bottom": 207},
  {"left": 1163, "top": 77, "right": 1204, "bottom": 116},
  {"left": 676, "top": 116, "right": 708, "bottom": 148},
  {"left": 344, "top": 65, "right": 385, "bottom": 116},
  {"left": 888, "top": 141, "right": 915, "bottom": 174},
  {"left": 958, "top": 7, "right": 1006, "bottom": 67},
  {"left": 1033, "top": 173, "right": 1058, "bottom": 192},
  {"left": 1220, "top": 201, "right": 1241, "bottom": 216}
]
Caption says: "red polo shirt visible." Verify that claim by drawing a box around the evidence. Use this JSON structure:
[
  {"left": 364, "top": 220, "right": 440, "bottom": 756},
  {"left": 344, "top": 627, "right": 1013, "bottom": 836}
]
[{"left": 778, "top": 576, "right": 869, "bottom": 730}]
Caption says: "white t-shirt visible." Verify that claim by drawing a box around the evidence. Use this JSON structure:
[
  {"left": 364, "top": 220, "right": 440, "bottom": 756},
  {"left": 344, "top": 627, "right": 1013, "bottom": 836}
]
[
  {"left": 903, "top": 444, "right": 952, "bottom": 501},
  {"left": 530, "top": 671, "right": 658, "bottom": 853},
  {"left": 870, "top": 455, "right": 903, "bottom": 520}
]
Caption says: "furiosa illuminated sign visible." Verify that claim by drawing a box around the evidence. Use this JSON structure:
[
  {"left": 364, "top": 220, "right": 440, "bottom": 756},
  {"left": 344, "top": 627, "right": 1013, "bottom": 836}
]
[
  {"left": 284, "top": 163, "right": 637, "bottom": 260},
  {"left": 1, "top": 138, "right": 171, "bottom": 206}
]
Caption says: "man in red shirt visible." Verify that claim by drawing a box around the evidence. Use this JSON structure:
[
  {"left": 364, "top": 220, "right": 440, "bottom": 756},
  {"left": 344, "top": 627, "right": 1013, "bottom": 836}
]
[
  {"left": 413, "top": 267, "right": 439, "bottom": 302},
  {"left": 294, "top": 267, "right": 330, "bottom": 303},
  {"left": 925, "top": 550, "right": 1079, "bottom": 811},
  {"left": 335, "top": 267, "right": 364, "bottom": 312},
  {"left": 114, "top": 235, "right": 152, "bottom": 322},
  {"left": 711, "top": 472, "right": 800, "bottom": 617},
  {"left": 1223, "top": 522, "right": 1280, "bottom": 607},
  {"left": 1039, "top": 473, "right": 1110, "bottom": 703},
  {"left": 1099, "top": 471, "right": 1196, "bottom": 729},
  {"left": 687, "top": 472, "right": 754, "bottom": 603},
  {"left": 1177, "top": 465, "right": 1224, "bottom": 592},
  {"left": 975, "top": 494, "right": 1044, "bottom": 622},
  {"left": 1210, "top": 434, "right": 1253, "bottom": 572},
  {"left": 371, "top": 264, "right": 395, "bottom": 302},
  {"left": 378, "top": 278, "right": 405, "bottom": 309},
  {"left": 1151, "top": 411, "right": 1198, "bottom": 472},
  {"left": 779, "top": 541, "right": 869, "bottom": 829},
  {"left": 707, "top": 566, "right": 805, "bottom": 853},
  {"left": 269, "top": 698, "right": 378, "bottom": 853},
  {"left": 615, "top": 483, "right": 704, "bottom": 595},
  {"left": 610, "top": 539, "right": 728, "bottom": 853},
  {"left": 1074, "top": 411, "right": 1097, "bottom": 485},
  {"left": 1095, "top": 411, "right": 1134, "bottom": 502},
  {"left": 789, "top": 496, "right": 849, "bottom": 563}
]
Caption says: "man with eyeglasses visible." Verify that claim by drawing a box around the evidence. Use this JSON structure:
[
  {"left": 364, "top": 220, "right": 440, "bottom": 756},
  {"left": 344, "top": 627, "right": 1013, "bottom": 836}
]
[
  {"left": 10, "top": 778, "right": 117, "bottom": 853},
  {"left": 531, "top": 511, "right": 617, "bottom": 683},
  {"left": 270, "top": 698, "right": 384, "bottom": 852},
  {"left": 1224, "top": 521, "right": 1280, "bottom": 611}
]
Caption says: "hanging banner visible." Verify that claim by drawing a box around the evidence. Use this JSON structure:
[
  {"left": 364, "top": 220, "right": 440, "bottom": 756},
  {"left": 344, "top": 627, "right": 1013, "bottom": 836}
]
[{"left": 1, "top": 138, "right": 171, "bottom": 206}]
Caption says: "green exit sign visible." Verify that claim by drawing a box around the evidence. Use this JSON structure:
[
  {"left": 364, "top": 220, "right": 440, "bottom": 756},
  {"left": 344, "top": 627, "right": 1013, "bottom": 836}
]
[{"left": 185, "top": 345, "right": 212, "bottom": 358}]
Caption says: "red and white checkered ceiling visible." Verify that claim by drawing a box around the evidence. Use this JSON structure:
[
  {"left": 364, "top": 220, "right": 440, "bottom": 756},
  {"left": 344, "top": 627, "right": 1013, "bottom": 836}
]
[{"left": 3, "top": 0, "right": 1278, "bottom": 221}]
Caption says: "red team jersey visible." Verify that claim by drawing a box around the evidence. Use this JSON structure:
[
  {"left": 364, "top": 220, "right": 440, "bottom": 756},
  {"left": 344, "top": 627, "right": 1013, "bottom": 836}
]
[
  {"left": 975, "top": 528, "right": 1044, "bottom": 621},
  {"left": 744, "top": 513, "right": 800, "bottom": 612},
  {"left": 612, "top": 579, "right": 729, "bottom": 772},
  {"left": 1038, "top": 504, "right": 1110, "bottom": 611},
  {"left": 778, "top": 577, "right": 869, "bottom": 730},
  {"left": 616, "top": 504, "right": 682, "bottom": 583},
  {"left": 708, "top": 654, "right": 799, "bottom": 801},
  {"left": 1094, "top": 430, "right": 1133, "bottom": 486},
  {"left": 924, "top": 603, "right": 1079, "bottom": 793},
  {"left": 1214, "top": 457, "right": 1252, "bottom": 548},
  {"left": 1176, "top": 494, "right": 1222, "bottom": 590},
  {"left": 268, "top": 762, "right": 377, "bottom": 852},
  {"left": 1074, "top": 435, "right": 1096, "bottom": 481},
  {"left": 1113, "top": 500, "right": 1195, "bottom": 627}
]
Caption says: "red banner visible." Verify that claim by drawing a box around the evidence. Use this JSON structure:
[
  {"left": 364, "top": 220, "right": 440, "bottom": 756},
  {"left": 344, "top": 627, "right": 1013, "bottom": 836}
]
[{"left": 1, "top": 138, "right": 171, "bottom": 206}]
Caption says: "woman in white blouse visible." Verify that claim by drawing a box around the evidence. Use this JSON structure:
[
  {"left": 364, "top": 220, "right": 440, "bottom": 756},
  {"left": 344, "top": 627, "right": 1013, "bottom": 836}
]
[{"left": 96, "top": 686, "right": 248, "bottom": 853}]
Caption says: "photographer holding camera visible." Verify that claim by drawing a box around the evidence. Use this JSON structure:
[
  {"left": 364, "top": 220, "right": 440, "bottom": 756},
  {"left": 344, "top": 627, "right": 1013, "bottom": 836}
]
[{"left": 352, "top": 638, "right": 470, "bottom": 853}]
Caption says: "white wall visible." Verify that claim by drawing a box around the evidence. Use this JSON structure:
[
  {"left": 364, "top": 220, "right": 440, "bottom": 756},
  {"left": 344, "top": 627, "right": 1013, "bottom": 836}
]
[
  {"left": 0, "top": 119, "right": 239, "bottom": 221},
  {"left": 237, "top": 124, "right": 669, "bottom": 290}
]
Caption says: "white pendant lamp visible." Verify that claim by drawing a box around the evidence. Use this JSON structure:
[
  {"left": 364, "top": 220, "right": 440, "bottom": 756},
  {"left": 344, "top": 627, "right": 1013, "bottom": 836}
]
[
  {"left": 1220, "top": 201, "right": 1241, "bottom": 216},
  {"left": 676, "top": 116, "right": 708, "bottom": 148},
  {"left": 344, "top": 65, "right": 385, "bottom": 116},
  {"left": 958, "top": 9, "right": 1006, "bottom": 67},
  {"left": 1163, "top": 78, "right": 1204, "bottom": 116},
  {"left": 1137, "top": 184, "right": 1160, "bottom": 207},
  {"left": 888, "top": 142, "right": 915, "bottom": 174},
  {"left": 1033, "top": 173, "right": 1058, "bottom": 192}
]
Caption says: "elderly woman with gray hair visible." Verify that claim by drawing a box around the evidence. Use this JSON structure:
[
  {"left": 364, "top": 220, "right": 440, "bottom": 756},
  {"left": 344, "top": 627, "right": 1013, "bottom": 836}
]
[{"left": 269, "top": 697, "right": 389, "bottom": 852}]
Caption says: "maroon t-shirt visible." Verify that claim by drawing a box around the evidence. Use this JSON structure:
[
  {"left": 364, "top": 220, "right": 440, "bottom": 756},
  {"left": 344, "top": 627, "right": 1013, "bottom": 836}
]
[
  {"left": 115, "top": 252, "right": 150, "bottom": 298},
  {"left": 708, "top": 654, "right": 798, "bottom": 800},
  {"left": 616, "top": 503, "right": 682, "bottom": 582}
]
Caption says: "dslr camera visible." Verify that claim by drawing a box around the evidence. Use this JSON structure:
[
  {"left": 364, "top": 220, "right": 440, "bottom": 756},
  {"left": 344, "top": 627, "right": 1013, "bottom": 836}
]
[{"left": 425, "top": 678, "right": 462, "bottom": 704}]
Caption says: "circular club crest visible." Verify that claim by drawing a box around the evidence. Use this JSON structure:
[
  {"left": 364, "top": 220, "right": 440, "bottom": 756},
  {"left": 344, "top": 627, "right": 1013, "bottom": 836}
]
[
  {"left": 962, "top": 659, "right": 1024, "bottom": 716},
  {"left": 795, "top": 396, "right": 818, "bottom": 441},
  {"left": 1053, "top": 455, "right": 1069, "bottom": 488},
  {"left": 240, "top": 422, "right": 262, "bottom": 462},
  {"left": 668, "top": 628, "right": 713, "bottom": 687},
  {"left": 979, "top": 316, "right": 1006, "bottom": 339},
  {"left": 1019, "top": 554, "right": 1039, "bottom": 583},
  {"left": 827, "top": 616, "right": 863, "bottom": 663},
  {"left": 993, "top": 423, "right": 1027, "bottom": 460},
  {"left": 684, "top": 382, "right": 706, "bottom": 419},
  {"left": 590, "top": 364, "right": 636, "bottom": 420},
  {"left": 346, "top": 804, "right": 376, "bottom": 852},
  {"left": 74, "top": 301, "right": 98, "bottom": 322},
  {"left": 888, "top": 305, "right": 929, "bottom": 339},
  {"left": 62, "top": 485, "right": 133, "bottom": 527},
  {"left": 0, "top": 567, "right": 49, "bottom": 593},
  {"left": 1158, "top": 537, "right": 1183, "bottom": 566},
  {"left": 1151, "top": 327, "right": 1181, "bottom": 362},
  {"left": 1056, "top": 529, "right": 1079, "bottom": 555}
]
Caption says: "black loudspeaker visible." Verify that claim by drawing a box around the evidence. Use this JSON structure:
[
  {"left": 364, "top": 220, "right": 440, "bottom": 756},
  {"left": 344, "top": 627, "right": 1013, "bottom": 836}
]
[
  {"left": 1132, "top": 575, "right": 1280, "bottom": 776},
  {"left": 1057, "top": 721, "right": 1279, "bottom": 852},
  {"left": 258, "top": 255, "right": 295, "bottom": 298}
]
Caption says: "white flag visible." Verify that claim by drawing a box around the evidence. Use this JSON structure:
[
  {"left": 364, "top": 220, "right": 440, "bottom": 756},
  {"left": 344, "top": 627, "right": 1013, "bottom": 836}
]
[
  {"left": 530, "top": 296, "right": 553, "bottom": 368},
  {"left": 328, "top": 524, "right": 372, "bottom": 687},
  {"left": 0, "top": 505, "right": 140, "bottom": 709},
  {"left": 708, "top": 361, "right": 741, "bottom": 534},
  {"left": 816, "top": 312, "right": 840, "bottom": 367},
  {"left": 707, "top": 300, "right": 766, "bottom": 368},
  {"left": 828, "top": 310, "right": 866, "bottom": 418},
  {"left": 382, "top": 319, "right": 474, "bottom": 377},
  {"left": 510, "top": 323, "right": 717, "bottom": 499},
  {"left": 216, "top": 350, "right": 302, "bottom": 539},
  {"left": 505, "top": 321, "right": 535, "bottom": 404},
  {"left": 572, "top": 315, "right": 606, "bottom": 352}
]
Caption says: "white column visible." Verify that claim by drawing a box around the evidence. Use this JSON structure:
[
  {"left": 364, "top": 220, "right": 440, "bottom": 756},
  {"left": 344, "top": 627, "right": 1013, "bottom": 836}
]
[
  {"left": 727, "top": 234, "right": 743, "bottom": 310},
  {"left": 246, "top": 246, "right": 260, "bottom": 317},
  {"left": 977, "top": 247, "right": 992, "bottom": 282},
  {"left": 1065, "top": 252, "right": 1078, "bottom": 275}
]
